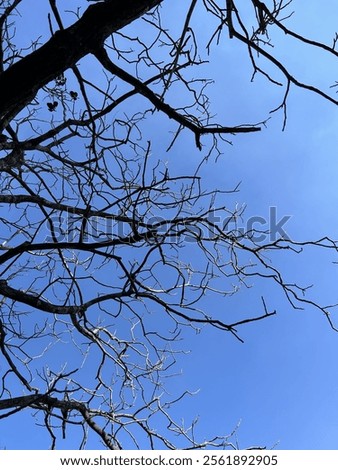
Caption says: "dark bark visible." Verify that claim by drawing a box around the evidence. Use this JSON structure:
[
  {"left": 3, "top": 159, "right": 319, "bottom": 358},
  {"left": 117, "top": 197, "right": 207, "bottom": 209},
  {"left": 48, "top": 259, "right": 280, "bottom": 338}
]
[{"left": 0, "top": 0, "right": 163, "bottom": 126}]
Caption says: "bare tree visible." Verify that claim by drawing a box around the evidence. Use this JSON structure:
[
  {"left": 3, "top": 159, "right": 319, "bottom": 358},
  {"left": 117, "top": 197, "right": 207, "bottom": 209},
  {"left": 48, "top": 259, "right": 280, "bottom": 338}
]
[{"left": 0, "top": 0, "right": 337, "bottom": 449}]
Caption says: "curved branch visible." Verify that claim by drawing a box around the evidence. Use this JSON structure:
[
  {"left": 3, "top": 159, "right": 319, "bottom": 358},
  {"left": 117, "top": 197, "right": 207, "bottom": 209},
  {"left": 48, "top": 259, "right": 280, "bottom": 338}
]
[{"left": 94, "top": 46, "right": 261, "bottom": 149}]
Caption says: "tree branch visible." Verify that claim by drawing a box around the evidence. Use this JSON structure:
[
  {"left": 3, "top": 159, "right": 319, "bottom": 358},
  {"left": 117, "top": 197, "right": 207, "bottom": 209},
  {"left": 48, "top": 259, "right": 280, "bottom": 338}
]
[{"left": 94, "top": 46, "right": 261, "bottom": 149}]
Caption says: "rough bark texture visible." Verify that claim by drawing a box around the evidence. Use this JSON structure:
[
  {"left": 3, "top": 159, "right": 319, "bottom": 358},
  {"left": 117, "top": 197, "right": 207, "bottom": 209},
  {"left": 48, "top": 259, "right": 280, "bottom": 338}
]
[{"left": 0, "top": 0, "right": 163, "bottom": 125}]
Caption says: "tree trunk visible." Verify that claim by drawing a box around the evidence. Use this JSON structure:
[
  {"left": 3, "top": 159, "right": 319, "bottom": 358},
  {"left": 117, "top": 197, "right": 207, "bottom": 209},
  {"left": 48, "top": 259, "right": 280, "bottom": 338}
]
[{"left": 0, "top": 0, "right": 163, "bottom": 126}]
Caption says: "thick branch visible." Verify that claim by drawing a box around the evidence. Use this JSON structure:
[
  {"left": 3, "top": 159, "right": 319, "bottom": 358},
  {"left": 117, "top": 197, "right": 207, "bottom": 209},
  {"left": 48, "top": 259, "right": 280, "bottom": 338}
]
[
  {"left": 0, "top": 194, "right": 140, "bottom": 224},
  {"left": 94, "top": 46, "right": 261, "bottom": 149},
  {"left": 0, "top": 394, "right": 46, "bottom": 411},
  {"left": 0, "top": 393, "right": 119, "bottom": 449},
  {"left": 0, "top": 279, "right": 81, "bottom": 314},
  {"left": 0, "top": 393, "right": 82, "bottom": 412},
  {"left": 0, "top": 0, "right": 163, "bottom": 125}
]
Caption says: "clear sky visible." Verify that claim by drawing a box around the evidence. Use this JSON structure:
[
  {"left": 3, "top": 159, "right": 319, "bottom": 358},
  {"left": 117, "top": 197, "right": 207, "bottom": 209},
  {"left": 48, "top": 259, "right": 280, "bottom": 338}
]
[{"left": 1, "top": 0, "right": 338, "bottom": 450}]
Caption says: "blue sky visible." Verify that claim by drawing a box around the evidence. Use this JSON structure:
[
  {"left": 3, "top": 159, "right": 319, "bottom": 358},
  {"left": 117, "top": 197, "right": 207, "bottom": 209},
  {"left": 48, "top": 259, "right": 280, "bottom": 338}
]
[{"left": 1, "top": 0, "right": 338, "bottom": 450}]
